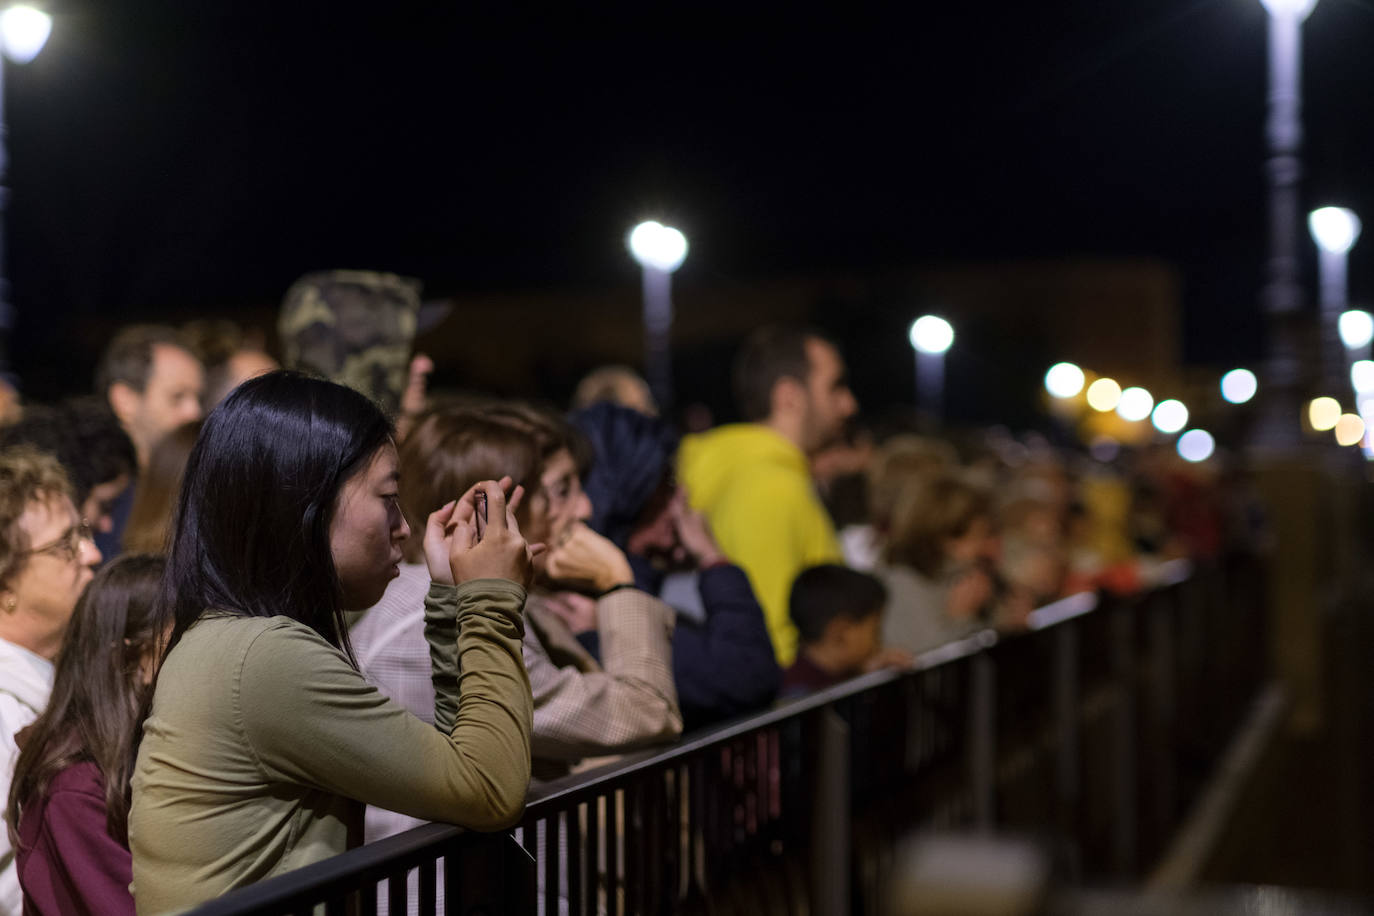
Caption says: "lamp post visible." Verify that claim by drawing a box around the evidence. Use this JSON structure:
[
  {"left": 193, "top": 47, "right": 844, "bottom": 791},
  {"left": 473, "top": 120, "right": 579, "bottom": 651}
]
[
  {"left": 627, "top": 220, "right": 687, "bottom": 413},
  {"left": 908, "top": 314, "right": 953, "bottom": 422},
  {"left": 1255, "top": 0, "right": 1317, "bottom": 448},
  {"left": 0, "top": 4, "right": 51, "bottom": 376},
  {"left": 1308, "top": 206, "right": 1362, "bottom": 396}
]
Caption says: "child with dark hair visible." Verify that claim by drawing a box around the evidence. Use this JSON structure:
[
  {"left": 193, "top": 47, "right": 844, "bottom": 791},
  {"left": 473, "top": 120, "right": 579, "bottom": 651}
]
[
  {"left": 7, "top": 554, "right": 165, "bottom": 916},
  {"left": 781, "top": 565, "right": 906, "bottom": 697}
]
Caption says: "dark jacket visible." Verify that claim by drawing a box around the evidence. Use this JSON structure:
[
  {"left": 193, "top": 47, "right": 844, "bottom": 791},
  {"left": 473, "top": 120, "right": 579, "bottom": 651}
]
[
  {"left": 571, "top": 404, "right": 781, "bottom": 729},
  {"left": 16, "top": 760, "right": 134, "bottom": 916}
]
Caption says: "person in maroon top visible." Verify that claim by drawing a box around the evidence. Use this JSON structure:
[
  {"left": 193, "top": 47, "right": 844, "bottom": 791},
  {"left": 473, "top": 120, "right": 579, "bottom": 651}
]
[
  {"left": 6, "top": 555, "right": 165, "bottom": 916},
  {"left": 780, "top": 564, "right": 909, "bottom": 697}
]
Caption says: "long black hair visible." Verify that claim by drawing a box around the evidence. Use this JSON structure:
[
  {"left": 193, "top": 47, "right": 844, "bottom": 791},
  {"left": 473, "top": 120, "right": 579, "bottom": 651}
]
[
  {"left": 157, "top": 371, "right": 393, "bottom": 664},
  {"left": 8, "top": 554, "right": 166, "bottom": 846}
]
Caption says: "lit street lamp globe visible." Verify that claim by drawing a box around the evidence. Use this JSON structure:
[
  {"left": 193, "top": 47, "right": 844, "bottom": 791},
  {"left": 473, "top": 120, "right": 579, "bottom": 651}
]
[
  {"left": 0, "top": 4, "right": 50, "bottom": 64},
  {"left": 1151, "top": 399, "right": 1189, "bottom": 434},
  {"left": 1044, "top": 362, "right": 1085, "bottom": 398},
  {"left": 908, "top": 315, "right": 954, "bottom": 354},
  {"left": 1335, "top": 413, "right": 1366, "bottom": 447},
  {"left": 1220, "top": 369, "right": 1258, "bottom": 405},
  {"left": 1339, "top": 310, "right": 1374, "bottom": 349},
  {"left": 1086, "top": 378, "right": 1122, "bottom": 412},
  {"left": 627, "top": 221, "right": 688, "bottom": 273},
  {"left": 1309, "top": 207, "right": 1362, "bottom": 255},
  {"left": 1177, "top": 429, "right": 1216, "bottom": 463},
  {"left": 1259, "top": 0, "right": 1318, "bottom": 20},
  {"left": 1116, "top": 387, "right": 1154, "bottom": 422}
]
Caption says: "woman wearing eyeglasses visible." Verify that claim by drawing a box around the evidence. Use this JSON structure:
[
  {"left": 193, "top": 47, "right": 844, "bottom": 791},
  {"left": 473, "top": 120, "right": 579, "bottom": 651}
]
[
  {"left": 0, "top": 446, "right": 103, "bottom": 913},
  {"left": 7, "top": 555, "right": 164, "bottom": 916}
]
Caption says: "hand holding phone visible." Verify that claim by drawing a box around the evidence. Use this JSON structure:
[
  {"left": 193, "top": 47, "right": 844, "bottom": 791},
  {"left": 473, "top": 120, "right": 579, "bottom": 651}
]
[{"left": 474, "top": 490, "right": 488, "bottom": 542}]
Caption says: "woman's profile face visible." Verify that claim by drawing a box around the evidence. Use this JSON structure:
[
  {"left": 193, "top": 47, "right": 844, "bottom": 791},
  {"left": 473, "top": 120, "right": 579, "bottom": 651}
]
[
  {"left": 329, "top": 443, "right": 410, "bottom": 611},
  {"left": 524, "top": 448, "right": 591, "bottom": 557}
]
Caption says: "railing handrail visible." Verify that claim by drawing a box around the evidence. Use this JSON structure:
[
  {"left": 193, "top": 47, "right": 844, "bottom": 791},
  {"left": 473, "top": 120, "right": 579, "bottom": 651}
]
[{"left": 186, "top": 567, "right": 1203, "bottom": 915}]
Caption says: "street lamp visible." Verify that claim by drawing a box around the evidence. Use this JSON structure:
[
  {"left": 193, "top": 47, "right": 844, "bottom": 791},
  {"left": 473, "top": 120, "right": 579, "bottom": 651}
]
[
  {"left": 908, "top": 315, "right": 953, "bottom": 421},
  {"left": 0, "top": 4, "right": 50, "bottom": 376},
  {"left": 627, "top": 220, "right": 687, "bottom": 412},
  {"left": 1254, "top": 0, "right": 1318, "bottom": 448},
  {"left": 1309, "top": 206, "right": 1362, "bottom": 394}
]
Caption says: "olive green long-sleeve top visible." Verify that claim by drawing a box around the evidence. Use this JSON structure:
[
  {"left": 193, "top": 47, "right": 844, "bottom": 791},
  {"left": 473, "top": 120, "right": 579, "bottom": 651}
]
[{"left": 129, "top": 579, "right": 532, "bottom": 915}]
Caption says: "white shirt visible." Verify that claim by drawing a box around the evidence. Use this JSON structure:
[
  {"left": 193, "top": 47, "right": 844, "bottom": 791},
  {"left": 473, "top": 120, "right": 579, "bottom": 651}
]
[{"left": 0, "top": 636, "right": 54, "bottom": 916}]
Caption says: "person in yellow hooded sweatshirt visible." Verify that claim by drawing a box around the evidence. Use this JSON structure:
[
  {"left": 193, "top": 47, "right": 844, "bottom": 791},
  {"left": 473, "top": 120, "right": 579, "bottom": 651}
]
[{"left": 679, "top": 326, "right": 858, "bottom": 666}]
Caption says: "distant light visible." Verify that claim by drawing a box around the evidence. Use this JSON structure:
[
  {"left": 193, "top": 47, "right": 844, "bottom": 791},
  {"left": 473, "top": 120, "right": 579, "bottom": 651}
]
[
  {"left": 1044, "top": 362, "right": 1085, "bottom": 399},
  {"left": 627, "top": 221, "right": 688, "bottom": 272},
  {"left": 1309, "top": 207, "right": 1362, "bottom": 255},
  {"left": 1258, "top": 0, "right": 1318, "bottom": 21},
  {"left": 1352, "top": 360, "right": 1374, "bottom": 393},
  {"left": 1220, "top": 368, "right": 1258, "bottom": 404},
  {"left": 1339, "top": 310, "right": 1374, "bottom": 349},
  {"left": 1151, "top": 399, "right": 1189, "bottom": 434},
  {"left": 1308, "top": 396, "right": 1342, "bottom": 432},
  {"left": 1089, "top": 436, "right": 1120, "bottom": 463},
  {"left": 1335, "top": 413, "right": 1366, "bottom": 447},
  {"left": 0, "top": 5, "right": 50, "bottom": 64},
  {"left": 1177, "top": 429, "right": 1215, "bottom": 463},
  {"left": 909, "top": 315, "right": 954, "bottom": 354},
  {"left": 1085, "top": 378, "right": 1122, "bottom": 412},
  {"left": 1116, "top": 387, "right": 1154, "bottom": 422}
]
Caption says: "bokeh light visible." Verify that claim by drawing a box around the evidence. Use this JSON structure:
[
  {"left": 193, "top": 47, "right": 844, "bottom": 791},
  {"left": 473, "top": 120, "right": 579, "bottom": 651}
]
[
  {"left": 1151, "top": 399, "right": 1189, "bottom": 434},
  {"left": 1220, "top": 369, "right": 1258, "bottom": 404},
  {"left": 1116, "top": 387, "right": 1154, "bottom": 422},
  {"left": 1352, "top": 360, "right": 1374, "bottom": 393},
  {"left": 1177, "top": 429, "right": 1215, "bottom": 463},
  {"left": 0, "top": 5, "right": 51, "bottom": 65},
  {"left": 1086, "top": 378, "right": 1122, "bottom": 412},
  {"left": 1308, "top": 397, "right": 1342, "bottom": 432},
  {"left": 1335, "top": 413, "right": 1366, "bottom": 447},
  {"left": 1310, "top": 207, "right": 1363, "bottom": 255},
  {"left": 627, "top": 221, "right": 688, "bottom": 272},
  {"left": 1044, "top": 362, "right": 1085, "bottom": 399},
  {"left": 909, "top": 315, "right": 954, "bottom": 354},
  {"left": 1340, "top": 310, "right": 1374, "bottom": 349}
]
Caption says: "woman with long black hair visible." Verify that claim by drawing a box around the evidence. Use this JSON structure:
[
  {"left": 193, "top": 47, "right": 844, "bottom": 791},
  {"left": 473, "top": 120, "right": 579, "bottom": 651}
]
[
  {"left": 129, "top": 372, "right": 537, "bottom": 914},
  {"left": 7, "top": 554, "right": 164, "bottom": 916}
]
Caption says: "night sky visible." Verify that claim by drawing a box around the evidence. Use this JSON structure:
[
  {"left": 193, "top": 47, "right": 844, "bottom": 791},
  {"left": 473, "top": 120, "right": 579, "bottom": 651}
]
[{"left": 7, "top": 0, "right": 1374, "bottom": 401}]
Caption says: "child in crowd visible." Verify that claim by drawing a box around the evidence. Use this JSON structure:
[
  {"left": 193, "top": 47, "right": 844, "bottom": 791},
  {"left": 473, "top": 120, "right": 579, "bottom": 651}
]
[
  {"left": 781, "top": 564, "right": 905, "bottom": 697},
  {"left": 7, "top": 555, "right": 165, "bottom": 916}
]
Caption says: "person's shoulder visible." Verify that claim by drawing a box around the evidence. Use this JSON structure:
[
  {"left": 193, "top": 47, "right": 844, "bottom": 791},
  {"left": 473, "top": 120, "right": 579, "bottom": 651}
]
[{"left": 47, "top": 760, "right": 105, "bottom": 799}]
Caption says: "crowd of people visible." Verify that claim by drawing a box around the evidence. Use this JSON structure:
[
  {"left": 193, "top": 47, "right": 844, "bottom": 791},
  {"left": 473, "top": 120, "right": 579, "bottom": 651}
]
[{"left": 0, "top": 269, "right": 1257, "bottom": 913}]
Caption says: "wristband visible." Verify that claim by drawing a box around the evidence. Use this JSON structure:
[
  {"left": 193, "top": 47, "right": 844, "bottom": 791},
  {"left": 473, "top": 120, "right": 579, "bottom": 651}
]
[{"left": 597, "top": 582, "right": 636, "bottom": 599}]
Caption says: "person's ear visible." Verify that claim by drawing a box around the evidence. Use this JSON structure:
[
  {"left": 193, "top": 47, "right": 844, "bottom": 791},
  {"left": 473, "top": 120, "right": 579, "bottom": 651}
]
[
  {"left": 107, "top": 381, "right": 142, "bottom": 428},
  {"left": 771, "top": 375, "right": 806, "bottom": 417}
]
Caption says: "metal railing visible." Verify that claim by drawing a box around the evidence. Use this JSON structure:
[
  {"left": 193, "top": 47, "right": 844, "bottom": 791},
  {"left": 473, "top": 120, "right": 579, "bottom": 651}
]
[{"left": 189, "top": 554, "right": 1269, "bottom": 916}]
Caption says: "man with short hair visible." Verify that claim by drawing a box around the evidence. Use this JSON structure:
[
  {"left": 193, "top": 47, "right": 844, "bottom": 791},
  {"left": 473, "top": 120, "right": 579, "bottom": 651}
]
[
  {"left": 679, "top": 326, "right": 858, "bottom": 665},
  {"left": 93, "top": 325, "right": 204, "bottom": 557}
]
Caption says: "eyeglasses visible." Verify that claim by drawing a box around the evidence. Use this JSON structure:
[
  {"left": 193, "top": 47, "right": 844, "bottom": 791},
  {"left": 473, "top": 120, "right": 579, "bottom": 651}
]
[{"left": 23, "top": 520, "right": 94, "bottom": 563}]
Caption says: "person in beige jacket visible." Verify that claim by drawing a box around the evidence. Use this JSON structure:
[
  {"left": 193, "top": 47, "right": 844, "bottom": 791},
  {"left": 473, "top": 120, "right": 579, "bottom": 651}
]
[
  {"left": 128, "top": 373, "right": 538, "bottom": 914},
  {"left": 352, "top": 403, "right": 682, "bottom": 848}
]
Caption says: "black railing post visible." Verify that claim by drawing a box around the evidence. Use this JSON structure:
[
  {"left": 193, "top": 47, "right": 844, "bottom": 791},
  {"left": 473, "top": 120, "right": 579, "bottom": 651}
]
[
  {"left": 970, "top": 652, "right": 997, "bottom": 829},
  {"left": 811, "top": 706, "right": 851, "bottom": 916},
  {"left": 1054, "top": 622, "right": 1081, "bottom": 878},
  {"left": 1111, "top": 601, "right": 1138, "bottom": 876}
]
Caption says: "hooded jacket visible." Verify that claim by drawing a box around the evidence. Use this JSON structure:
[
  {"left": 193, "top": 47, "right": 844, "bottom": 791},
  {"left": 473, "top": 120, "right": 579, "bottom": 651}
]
[
  {"left": 0, "top": 636, "right": 55, "bottom": 915},
  {"left": 678, "top": 424, "right": 843, "bottom": 666}
]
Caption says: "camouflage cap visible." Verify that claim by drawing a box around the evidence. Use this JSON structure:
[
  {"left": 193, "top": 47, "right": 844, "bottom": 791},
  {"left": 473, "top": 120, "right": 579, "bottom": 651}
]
[{"left": 278, "top": 270, "right": 422, "bottom": 414}]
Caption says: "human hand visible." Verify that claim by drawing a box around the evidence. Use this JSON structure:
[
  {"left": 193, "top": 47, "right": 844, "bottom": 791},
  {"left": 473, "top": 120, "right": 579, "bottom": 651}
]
[
  {"left": 426, "top": 477, "right": 543, "bottom": 588},
  {"left": 670, "top": 489, "right": 725, "bottom": 567},
  {"left": 543, "top": 523, "right": 634, "bottom": 593},
  {"left": 945, "top": 567, "right": 994, "bottom": 621},
  {"left": 543, "top": 590, "right": 599, "bottom": 635}
]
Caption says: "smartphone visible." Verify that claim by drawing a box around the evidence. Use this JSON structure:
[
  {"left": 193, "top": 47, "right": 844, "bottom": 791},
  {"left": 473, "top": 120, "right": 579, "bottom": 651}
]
[{"left": 474, "top": 490, "right": 488, "bottom": 542}]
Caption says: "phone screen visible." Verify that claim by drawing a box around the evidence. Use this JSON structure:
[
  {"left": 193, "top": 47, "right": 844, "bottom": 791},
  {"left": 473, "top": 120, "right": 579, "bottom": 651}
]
[{"left": 474, "top": 490, "right": 488, "bottom": 541}]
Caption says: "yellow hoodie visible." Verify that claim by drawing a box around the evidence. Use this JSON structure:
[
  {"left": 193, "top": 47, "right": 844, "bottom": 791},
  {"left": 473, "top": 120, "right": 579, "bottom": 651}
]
[{"left": 678, "top": 424, "right": 842, "bottom": 666}]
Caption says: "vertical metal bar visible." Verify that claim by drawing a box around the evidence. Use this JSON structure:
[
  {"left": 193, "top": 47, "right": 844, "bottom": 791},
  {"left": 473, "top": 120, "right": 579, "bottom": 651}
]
[
  {"left": 1150, "top": 592, "right": 1178, "bottom": 843},
  {"left": 567, "top": 805, "right": 583, "bottom": 916},
  {"left": 419, "top": 858, "right": 437, "bottom": 915},
  {"left": 588, "top": 795, "right": 604, "bottom": 916},
  {"left": 970, "top": 653, "right": 997, "bottom": 829},
  {"left": 607, "top": 790, "right": 622, "bottom": 916},
  {"left": 387, "top": 866, "right": 408, "bottom": 916},
  {"left": 811, "top": 706, "right": 852, "bottom": 916},
  {"left": 543, "top": 816, "right": 559, "bottom": 916},
  {"left": 1112, "top": 602, "right": 1139, "bottom": 876},
  {"left": 1055, "top": 622, "right": 1081, "bottom": 878}
]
